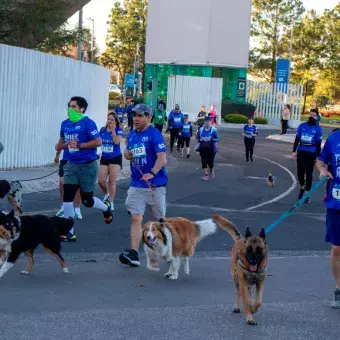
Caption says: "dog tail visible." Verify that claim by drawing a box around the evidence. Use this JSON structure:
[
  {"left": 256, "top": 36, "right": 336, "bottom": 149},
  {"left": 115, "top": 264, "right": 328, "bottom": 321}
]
[
  {"left": 53, "top": 217, "right": 74, "bottom": 236},
  {"left": 195, "top": 218, "right": 217, "bottom": 240},
  {"left": 212, "top": 213, "right": 242, "bottom": 242}
]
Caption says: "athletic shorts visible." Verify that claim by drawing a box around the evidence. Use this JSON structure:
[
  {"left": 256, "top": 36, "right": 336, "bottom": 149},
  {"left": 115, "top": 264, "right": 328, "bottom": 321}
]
[
  {"left": 125, "top": 186, "right": 166, "bottom": 220},
  {"left": 100, "top": 154, "right": 122, "bottom": 169},
  {"left": 179, "top": 136, "right": 191, "bottom": 148},
  {"left": 326, "top": 208, "right": 340, "bottom": 246},
  {"left": 63, "top": 160, "right": 98, "bottom": 193},
  {"left": 58, "top": 160, "right": 68, "bottom": 178}
]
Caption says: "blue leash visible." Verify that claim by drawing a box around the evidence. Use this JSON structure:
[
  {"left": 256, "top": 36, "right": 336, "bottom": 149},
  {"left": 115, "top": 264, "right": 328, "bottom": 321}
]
[{"left": 265, "top": 177, "right": 328, "bottom": 235}]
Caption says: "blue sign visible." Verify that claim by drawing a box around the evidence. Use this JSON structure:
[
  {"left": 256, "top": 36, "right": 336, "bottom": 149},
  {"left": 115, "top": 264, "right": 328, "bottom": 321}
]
[
  {"left": 275, "top": 58, "right": 290, "bottom": 86},
  {"left": 124, "top": 73, "right": 134, "bottom": 88}
]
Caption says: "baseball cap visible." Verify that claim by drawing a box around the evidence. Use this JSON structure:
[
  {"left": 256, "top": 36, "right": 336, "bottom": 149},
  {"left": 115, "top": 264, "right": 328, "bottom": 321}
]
[
  {"left": 175, "top": 104, "right": 180, "bottom": 109},
  {"left": 132, "top": 104, "right": 153, "bottom": 116},
  {"left": 204, "top": 116, "right": 211, "bottom": 122},
  {"left": 183, "top": 114, "right": 189, "bottom": 118}
]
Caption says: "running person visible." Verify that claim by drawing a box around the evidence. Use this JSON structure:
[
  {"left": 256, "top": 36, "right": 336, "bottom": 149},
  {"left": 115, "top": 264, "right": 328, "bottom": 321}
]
[
  {"left": 55, "top": 96, "right": 113, "bottom": 242},
  {"left": 196, "top": 116, "right": 219, "bottom": 180},
  {"left": 178, "top": 114, "right": 193, "bottom": 158},
  {"left": 242, "top": 117, "right": 258, "bottom": 163},
  {"left": 292, "top": 109, "right": 322, "bottom": 203},
  {"left": 126, "top": 99, "right": 135, "bottom": 132},
  {"left": 317, "top": 130, "right": 340, "bottom": 308},
  {"left": 152, "top": 103, "right": 167, "bottom": 132},
  {"left": 114, "top": 102, "right": 126, "bottom": 124},
  {"left": 196, "top": 105, "right": 207, "bottom": 132},
  {"left": 119, "top": 104, "right": 167, "bottom": 267},
  {"left": 167, "top": 104, "right": 184, "bottom": 152},
  {"left": 98, "top": 112, "right": 123, "bottom": 211},
  {"left": 54, "top": 148, "right": 82, "bottom": 221}
]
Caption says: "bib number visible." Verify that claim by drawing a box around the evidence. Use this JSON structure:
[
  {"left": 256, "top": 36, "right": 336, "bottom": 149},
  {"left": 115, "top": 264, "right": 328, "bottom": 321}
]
[
  {"left": 102, "top": 145, "right": 113, "bottom": 153},
  {"left": 158, "top": 115, "right": 163, "bottom": 120},
  {"left": 68, "top": 145, "right": 79, "bottom": 153},
  {"left": 301, "top": 134, "right": 313, "bottom": 144},
  {"left": 332, "top": 183, "right": 340, "bottom": 200},
  {"left": 130, "top": 145, "right": 146, "bottom": 158}
]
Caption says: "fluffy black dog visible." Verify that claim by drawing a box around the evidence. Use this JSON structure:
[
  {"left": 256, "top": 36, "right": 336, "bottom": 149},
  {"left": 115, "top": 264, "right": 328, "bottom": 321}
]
[{"left": 0, "top": 210, "right": 74, "bottom": 279}]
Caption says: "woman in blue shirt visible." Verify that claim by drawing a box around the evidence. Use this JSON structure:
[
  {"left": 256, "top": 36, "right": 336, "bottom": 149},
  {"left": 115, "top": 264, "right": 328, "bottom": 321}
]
[
  {"left": 196, "top": 116, "right": 219, "bottom": 180},
  {"left": 242, "top": 117, "right": 258, "bottom": 163},
  {"left": 98, "top": 112, "right": 123, "bottom": 210}
]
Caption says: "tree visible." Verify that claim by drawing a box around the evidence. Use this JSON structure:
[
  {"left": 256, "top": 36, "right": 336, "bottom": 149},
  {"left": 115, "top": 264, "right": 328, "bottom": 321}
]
[
  {"left": 99, "top": 0, "right": 147, "bottom": 85},
  {"left": 249, "top": 0, "right": 304, "bottom": 82}
]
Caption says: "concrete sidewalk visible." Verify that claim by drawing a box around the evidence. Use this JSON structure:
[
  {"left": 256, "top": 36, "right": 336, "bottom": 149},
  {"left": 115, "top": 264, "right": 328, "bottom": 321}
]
[
  {"left": 0, "top": 253, "right": 338, "bottom": 340},
  {"left": 0, "top": 140, "right": 130, "bottom": 194}
]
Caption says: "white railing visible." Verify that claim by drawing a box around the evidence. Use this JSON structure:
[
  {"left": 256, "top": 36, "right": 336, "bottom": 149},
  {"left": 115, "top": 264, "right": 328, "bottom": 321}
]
[
  {"left": 246, "top": 80, "right": 304, "bottom": 128},
  {"left": 0, "top": 44, "right": 110, "bottom": 170}
]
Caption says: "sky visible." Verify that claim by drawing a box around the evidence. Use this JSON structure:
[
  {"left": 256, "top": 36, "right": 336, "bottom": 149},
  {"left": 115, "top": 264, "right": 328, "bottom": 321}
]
[{"left": 68, "top": 0, "right": 339, "bottom": 52}]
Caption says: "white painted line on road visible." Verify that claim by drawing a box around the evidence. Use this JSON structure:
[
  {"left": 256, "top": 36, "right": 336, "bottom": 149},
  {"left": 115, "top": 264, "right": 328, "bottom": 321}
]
[
  {"left": 219, "top": 146, "right": 297, "bottom": 211},
  {"left": 245, "top": 176, "right": 268, "bottom": 180}
]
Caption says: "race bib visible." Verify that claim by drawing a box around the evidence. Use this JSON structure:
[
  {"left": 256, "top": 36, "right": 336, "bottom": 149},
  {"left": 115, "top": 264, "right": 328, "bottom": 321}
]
[
  {"left": 68, "top": 145, "right": 79, "bottom": 153},
  {"left": 158, "top": 114, "right": 163, "bottom": 120},
  {"left": 332, "top": 183, "right": 340, "bottom": 200},
  {"left": 102, "top": 145, "right": 114, "bottom": 153},
  {"left": 130, "top": 144, "right": 146, "bottom": 158},
  {"left": 301, "top": 134, "right": 313, "bottom": 144}
]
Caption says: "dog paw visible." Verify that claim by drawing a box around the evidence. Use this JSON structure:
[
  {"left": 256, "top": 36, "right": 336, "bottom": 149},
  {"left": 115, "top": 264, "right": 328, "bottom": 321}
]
[
  {"left": 246, "top": 319, "right": 257, "bottom": 326},
  {"left": 20, "top": 270, "right": 29, "bottom": 275},
  {"left": 164, "top": 272, "right": 178, "bottom": 280},
  {"left": 232, "top": 308, "right": 240, "bottom": 313},
  {"left": 63, "top": 267, "right": 69, "bottom": 274},
  {"left": 147, "top": 265, "right": 160, "bottom": 272}
]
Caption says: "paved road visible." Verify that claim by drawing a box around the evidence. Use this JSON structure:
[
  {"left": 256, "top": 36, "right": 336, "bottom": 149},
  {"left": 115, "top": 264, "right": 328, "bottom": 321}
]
[{"left": 0, "top": 128, "right": 337, "bottom": 339}]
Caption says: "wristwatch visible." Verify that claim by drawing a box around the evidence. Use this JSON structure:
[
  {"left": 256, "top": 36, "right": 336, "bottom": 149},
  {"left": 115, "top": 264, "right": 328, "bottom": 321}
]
[{"left": 150, "top": 170, "right": 156, "bottom": 177}]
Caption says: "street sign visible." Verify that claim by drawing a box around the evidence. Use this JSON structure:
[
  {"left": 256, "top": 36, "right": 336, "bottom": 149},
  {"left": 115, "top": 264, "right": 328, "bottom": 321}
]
[
  {"left": 275, "top": 58, "right": 290, "bottom": 86},
  {"left": 237, "top": 77, "right": 246, "bottom": 98},
  {"left": 124, "top": 73, "right": 134, "bottom": 88}
]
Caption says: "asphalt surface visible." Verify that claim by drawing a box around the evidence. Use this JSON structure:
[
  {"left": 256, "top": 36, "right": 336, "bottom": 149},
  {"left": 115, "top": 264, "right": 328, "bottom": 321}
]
[{"left": 0, "top": 127, "right": 338, "bottom": 339}]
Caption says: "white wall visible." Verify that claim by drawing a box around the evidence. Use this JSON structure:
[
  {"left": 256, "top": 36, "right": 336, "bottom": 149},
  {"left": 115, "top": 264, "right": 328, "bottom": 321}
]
[
  {"left": 167, "top": 75, "right": 223, "bottom": 124},
  {"left": 146, "top": 0, "right": 252, "bottom": 67},
  {"left": 0, "top": 44, "right": 110, "bottom": 169}
]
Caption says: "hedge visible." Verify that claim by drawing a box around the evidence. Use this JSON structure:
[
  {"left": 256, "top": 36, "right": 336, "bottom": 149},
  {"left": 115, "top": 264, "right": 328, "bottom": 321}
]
[
  {"left": 254, "top": 117, "right": 268, "bottom": 125},
  {"left": 224, "top": 114, "right": 268, "bottom": 125},
  {"left": 109, "top": 92, "right": 121, "bottom": 100}
]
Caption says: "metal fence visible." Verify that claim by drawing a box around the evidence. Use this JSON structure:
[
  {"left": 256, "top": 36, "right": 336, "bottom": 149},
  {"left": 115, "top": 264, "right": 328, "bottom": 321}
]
[
  {"left": 0, "top": 44, "right": 110, "bottom": 169},
  {"left": 246, "top": 80, "right": 304, "bottom": 127}
]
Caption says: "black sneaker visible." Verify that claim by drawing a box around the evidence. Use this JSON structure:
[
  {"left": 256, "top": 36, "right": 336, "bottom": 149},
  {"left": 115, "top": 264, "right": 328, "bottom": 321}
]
[
  {"left": 60, "top": 232, "right": 77, "bottom": 243},
  {"left": 331, "top": 288, "right": 340, "bottom": 309},
  {"left": 298, "top": 188, "right": 305, "bottom": 200},
  {"left": 250, "top": 157, "right": 254, "bottom": 163},
  {"left": 119, "top": 249, "right": 140, "bottom": 267},
  {"left": 103, "top": 205, "right": 113, "bottom": 224},
  {"left": 186, "top": 154, "right": 190, "bottom": 158},
  {"left": 304, "top": 196, "right": 311, "bottom": 204}
]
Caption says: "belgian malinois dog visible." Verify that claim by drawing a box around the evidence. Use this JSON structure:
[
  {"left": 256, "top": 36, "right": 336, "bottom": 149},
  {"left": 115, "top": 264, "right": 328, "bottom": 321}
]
[{"left": 212, "top": 214, "right": 268, "bottom": 325}]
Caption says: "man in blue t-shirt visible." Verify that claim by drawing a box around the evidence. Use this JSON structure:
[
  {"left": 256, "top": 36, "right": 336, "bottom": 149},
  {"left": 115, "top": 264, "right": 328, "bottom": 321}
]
[
  {"left": 317, "top": 130, "right": 340, "bottom": 309},
  {"left": 119, "top": 104, "right": 167, "bottom": 267},
  {"left": 167, "top": 104, "right": 184, "bottom": 153},
  {"left": 292, "top": 110, "right": 322, "bottom": 203},
  {"left": 114, "top": 102, "right": 126, "bottom": 124},
  {"left": 55, "top": 96, "right": 113, "bottom": 242},
  {"left": 125, "top": 99, "right": 135, "bottom": 131}
]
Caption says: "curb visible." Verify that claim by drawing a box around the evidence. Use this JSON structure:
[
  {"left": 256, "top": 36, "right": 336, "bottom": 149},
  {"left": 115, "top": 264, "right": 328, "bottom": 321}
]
[
  {"left": 266, "top": 134, "right": 326, "bottom": 147},
  {"left": 220, "top": 123, "right": 281, "bottom": 130}
]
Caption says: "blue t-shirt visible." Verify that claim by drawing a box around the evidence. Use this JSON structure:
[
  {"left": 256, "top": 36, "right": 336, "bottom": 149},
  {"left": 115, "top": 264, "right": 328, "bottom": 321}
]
[
  {"left": 168, "top": 111, "right": 184, "bottom": 129},
  {"left": 181, "top": 122, "right": 192, "bottom": 138},
  {"left": 296, "top": 122, "right": 322, "bottom": 153},
  {"left": 243, "top": 124, "right": 258, "bottom": 139},
  {"left": 319, "top": 131, "right": 340, "bottom": 209},
  {"left": 99, "top": 127, "right": 123, "bottom": 159},
  {"left": 115, "top": 107, "right": 125, "bottom": 123},
  {"left": 197, "top": 126, "right": 219, "bottom": 148},
  {"left": 126, "top": 104, "right": 135, "bottom": 119},
  {"left": 60, "top": 117, "right": 100, "bottom": 164},
  {"left": 61, "top": 148, "right": 70, "bottom": 161},
  {"left": 126, "top": 126, "right": 168, "bottom": 188}
]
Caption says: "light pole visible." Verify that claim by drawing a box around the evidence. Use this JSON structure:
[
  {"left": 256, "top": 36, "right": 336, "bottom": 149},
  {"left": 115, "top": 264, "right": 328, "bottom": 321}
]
[
  {"left": 77, "top": 8, "right": 83, "bottom": 61},
  {"left": 88, "top": 17, "right": 95, "bottom": 63}
]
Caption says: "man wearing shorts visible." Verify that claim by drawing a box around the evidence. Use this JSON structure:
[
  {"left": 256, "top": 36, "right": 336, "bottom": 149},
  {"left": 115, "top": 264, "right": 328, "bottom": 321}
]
[
  {"left": 119, "top": 104, "right": 167, "bottom": 267},
  {"left": 55, "top": 96, "right": 113, "bottom": 242},
  {"left": 317, "top": 130, "right": 340, "bottom": 308}
]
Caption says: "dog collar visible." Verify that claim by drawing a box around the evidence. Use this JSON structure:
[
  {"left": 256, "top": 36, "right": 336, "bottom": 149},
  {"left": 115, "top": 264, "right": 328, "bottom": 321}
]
[{"left": 237, "top": 259, "right": 267, "bottom": 274}]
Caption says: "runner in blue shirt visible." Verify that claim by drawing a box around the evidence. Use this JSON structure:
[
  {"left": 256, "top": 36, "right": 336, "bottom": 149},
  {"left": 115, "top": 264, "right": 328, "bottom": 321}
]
[
  {"left": 125, "top": 99, "right": 135, "bottom": 131},
  {"left": 317, "top": 130, "right": 340, "bottom": 309},
  {"left": 98, "top": 112, "right": 123, "bottom": 211},
  {"left": 114, "top": 102, "right": 126, "bottom": 124},
  {"left": 178, "top": 114, "right": 193, "bottom": 158},
  {"left": 55, "top": 96, "right": 113, "bottom": 242},
  {"left": 167, "top": 104, "right": 184, "bottom": 153},
  {"left": 119, "top": 104, "right": 167, "bottom": 267},
  {"left": 242, "top": 117, "right": 258, "bottom": 163},
  {"left": 292, "top": 110, "right": 322, "bottom": 203}
]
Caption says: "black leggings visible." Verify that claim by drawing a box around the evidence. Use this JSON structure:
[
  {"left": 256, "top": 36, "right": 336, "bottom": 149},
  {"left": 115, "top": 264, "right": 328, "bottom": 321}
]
[
  {"left": 170, "top": 128, "right": 180, "bottom": 149},
  {"left": 200, "top": 148, "right": 216, "bottom": 169},
  {"left": 154, "top": 124, "right": 163, "bottom": 133},
  {"left": 244, "top": 138, "right": 255, "bottom": 161},
  {"left": 63, "top": 184, "right": 94, "bottom": 208},
  {"left": 297, "top": 151, "right": 316, "bottom": 191},
  {"left": 281, "top": 120, "right": 288, "bottom": 134}
]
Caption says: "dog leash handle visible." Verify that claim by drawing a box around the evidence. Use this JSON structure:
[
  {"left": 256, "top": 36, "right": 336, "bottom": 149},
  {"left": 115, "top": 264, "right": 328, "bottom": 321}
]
[{"left": 265, "top": 177, "right": 328, "bottom": 235}]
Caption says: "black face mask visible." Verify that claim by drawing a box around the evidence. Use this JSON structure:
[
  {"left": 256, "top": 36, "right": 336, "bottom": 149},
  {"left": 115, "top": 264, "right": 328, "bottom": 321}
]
[{"left": 308, "top": 117, "right": 316, "bottom": 125}]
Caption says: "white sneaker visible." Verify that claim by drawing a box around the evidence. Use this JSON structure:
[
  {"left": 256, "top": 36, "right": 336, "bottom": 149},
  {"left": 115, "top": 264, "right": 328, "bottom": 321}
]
[
  {"left": 109, "top": 202, "right": 115, "bottom": 211},
  {"left": 56, "top": 208, "right": 64, "bottom": 217},
  {"left": 74, "top": 210, "right": 83, "bottom": 220},
  {"left": 103, "top": 194, "right": 110, "bottom": 203}
]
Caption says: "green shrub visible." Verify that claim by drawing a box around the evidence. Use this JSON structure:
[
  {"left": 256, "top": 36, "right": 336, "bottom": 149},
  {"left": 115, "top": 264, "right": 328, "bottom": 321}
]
[
  {"left": 224, "top": 113, "right": 248, "bottom": 124},
  {"left": 108, "top": 100, "right": 120, "bottom": 110},
  {"left": 254, "top": 117, "right": 268, "bottom": 125},
  {"left": 109, "top": 92, "right": 121, "bottom": 100}
]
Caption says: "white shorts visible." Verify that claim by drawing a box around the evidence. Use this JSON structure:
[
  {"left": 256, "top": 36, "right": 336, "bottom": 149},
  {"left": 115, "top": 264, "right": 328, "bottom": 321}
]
[{"left": 125, "top": 186, "right": 166, "bottom": 219}]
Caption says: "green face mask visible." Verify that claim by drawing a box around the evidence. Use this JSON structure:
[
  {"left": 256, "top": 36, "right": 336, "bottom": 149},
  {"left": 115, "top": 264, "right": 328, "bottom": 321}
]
[{"left": 68, "top": 108, "right": 84, "bottom": 123}]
